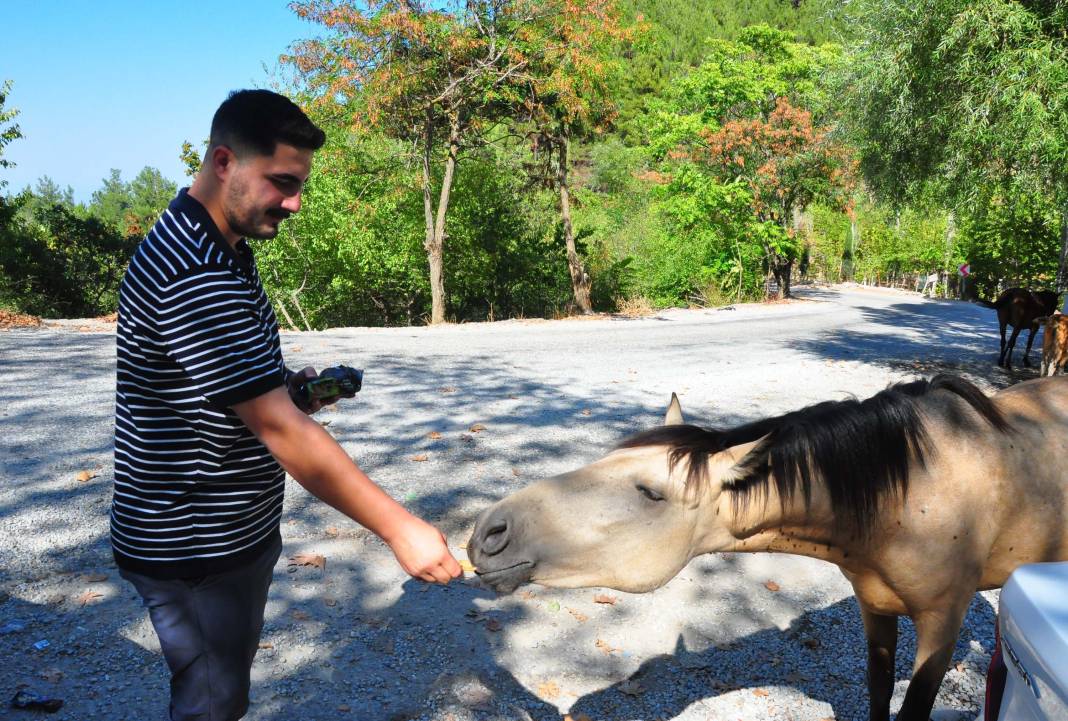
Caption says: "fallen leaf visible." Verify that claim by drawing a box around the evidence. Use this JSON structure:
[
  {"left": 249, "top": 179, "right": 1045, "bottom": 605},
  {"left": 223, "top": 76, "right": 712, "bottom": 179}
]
[
  {"left": 318, "top": 419, "right": 331, "bottom": 427},
  {"left": 564, "top": 715, "right": 592, "bottom": 721},
  {"left": 291, "top": 610, "right": 310, "bottom": 621},
  {"left": 39, "top": 667, "right": 63, "bottom": 683},
  {"left": 567, "top": 608, "right": 589, "bottom": 623},
  {"left": 547, "top": 600, "right": 560, "bottom": 612},
  {"left": 440, "top": 386, "right": 458, "bottom": 393},
  {"left": 469, "top": 423, "right": 486, "bottom": 433},
  {"left": 619, "top": 679, "right": 645, "bottom": 696},
  {"left": 82, "top": 573, "right": 108, "bottom": 583},
  {"left": 460, "top": 559, "right": 477, "bottom": 573},
  {"left": 411, "top": 454, "right": 429, "bottom": 462},
  {"left": 955, "top": 662, "right": 966, "bottom": 673},
  {"left": 537, "top": 680, "right": 560, "bottom": 700},
  {"left": 325, "top": 526, "right": 339, "bottom": 538},
  {"left": 288, "top": 553, "right": 326, "bottom": 571},
  {"left": 288, "top": 345, "right": 303, "bottom": 353},
  {"left": 594, "top": 594, "right": 618, "bottom": 605},
  {"left": 337, "top": 704, "right": 350, "bottom": 712},
  {"left": 753, "top": 688, "right": 770, "bottom": 697},
  {"left": 764, "top": 580, "right": 781, "bottom": 592},
  {"left": 520, "top": 590, "right": 536, "bottom": 600},
  {"left": 258, "top": 641, "right": 274, "bottom": 650},
  {"left": 77, "top": 589, "right": 103, "bottom": 606},
  {"left": 323, "top": 597, "right": 337, "bottom": 607},
  {"left": 76, "top": 470, "right": 98, "bottom": 483},
  {"left": 485, "top": 619, "right": 502, "bottom": 632},
  {"left": 428, "top": 431, "right": 442, "bottom": 440},
  {"left": 512, "top": 468, "right": 521, "bottom": 476},
  {"left": 580, "top": 409, "right": 592, "bottom": 416},
  {"left": 596, "top": 638, "right": 619, "bottom": 655}
]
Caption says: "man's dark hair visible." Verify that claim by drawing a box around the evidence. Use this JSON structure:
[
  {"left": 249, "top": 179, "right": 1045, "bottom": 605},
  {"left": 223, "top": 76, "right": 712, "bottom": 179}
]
[{"left": 209, "top": 89, "right": 326, "bottom": 157}]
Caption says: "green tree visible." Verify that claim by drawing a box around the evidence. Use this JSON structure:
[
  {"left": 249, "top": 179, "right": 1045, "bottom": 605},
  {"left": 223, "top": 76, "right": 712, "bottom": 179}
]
[
  {"left": 841, "top": 0, "right": 1068, "bottom": 295},
  {"left": 0, "top": 79, "right": 20, "bottom": 181}
]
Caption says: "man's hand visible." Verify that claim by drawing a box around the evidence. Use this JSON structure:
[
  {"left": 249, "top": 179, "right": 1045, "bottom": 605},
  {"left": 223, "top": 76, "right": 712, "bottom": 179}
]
[
  {"left": 287, "top": 366, "right": 340, "bottom": 414},
  {"left": 384, "top": 516, "right": 463, "bottom": 584}
]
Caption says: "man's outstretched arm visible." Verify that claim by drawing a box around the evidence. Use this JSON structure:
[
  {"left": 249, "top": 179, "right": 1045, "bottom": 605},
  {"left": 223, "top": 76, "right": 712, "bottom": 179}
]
[{"left": 233, "top": 387, "right": 461, "bottom": 584}]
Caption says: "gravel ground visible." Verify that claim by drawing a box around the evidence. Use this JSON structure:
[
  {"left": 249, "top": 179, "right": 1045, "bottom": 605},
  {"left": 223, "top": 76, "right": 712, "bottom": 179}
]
[{"left": 0, "top": 284, "right": 1026, "bottom": 721}]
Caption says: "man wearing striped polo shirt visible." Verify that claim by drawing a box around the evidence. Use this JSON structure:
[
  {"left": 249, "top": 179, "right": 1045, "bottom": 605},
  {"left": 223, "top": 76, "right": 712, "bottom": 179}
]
[{"left": 112, "top": 89, "right": 461, "bottom": 720}]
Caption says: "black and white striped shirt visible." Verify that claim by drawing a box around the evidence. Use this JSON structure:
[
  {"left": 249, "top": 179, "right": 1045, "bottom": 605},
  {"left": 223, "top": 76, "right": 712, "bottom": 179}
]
[{"left": 111, "top": 188, "right": 288, "bottom": 579}]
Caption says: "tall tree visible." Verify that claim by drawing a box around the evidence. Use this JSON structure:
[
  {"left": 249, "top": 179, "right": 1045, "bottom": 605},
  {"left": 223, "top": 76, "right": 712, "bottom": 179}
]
[
  {"left": 841, "top": 0, "right": 1068, "bottom": 297},
  {"left": 287, "top": 0, "right": 526, "bottom": 324},
  {"left": 513, "top": 0, "right": 637, "bottom": 313}
]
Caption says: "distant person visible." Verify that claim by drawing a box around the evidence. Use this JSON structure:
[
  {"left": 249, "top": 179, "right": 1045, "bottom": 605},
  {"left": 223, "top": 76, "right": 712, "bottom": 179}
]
[{"left": 110, "top": 89, "right": 461, "bottom": 720}]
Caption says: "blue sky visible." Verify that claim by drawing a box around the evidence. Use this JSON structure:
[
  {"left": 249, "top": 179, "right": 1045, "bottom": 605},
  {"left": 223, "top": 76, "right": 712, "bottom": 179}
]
[{"left": 2, "top": 1, "right": 319, "bottom": 202}]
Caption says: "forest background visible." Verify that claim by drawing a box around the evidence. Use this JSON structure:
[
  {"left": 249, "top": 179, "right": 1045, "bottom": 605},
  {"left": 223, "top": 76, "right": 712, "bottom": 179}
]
[{"left": 2, "top": 0, "right": 1067, "bottom": 327}]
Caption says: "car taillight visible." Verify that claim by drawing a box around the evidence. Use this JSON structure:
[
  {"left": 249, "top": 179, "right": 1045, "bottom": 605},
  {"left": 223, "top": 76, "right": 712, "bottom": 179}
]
[{"left": 985, "top": 619, "right": 1007, "bottom": 721}]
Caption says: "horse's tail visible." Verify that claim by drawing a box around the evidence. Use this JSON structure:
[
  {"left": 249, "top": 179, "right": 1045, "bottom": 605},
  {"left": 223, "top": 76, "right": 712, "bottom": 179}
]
[
  {"left": 975, "top": 299, "right": 998, "bottom": 309},
  {"left": 975, "top": 292, "right": 1012, "bottom": 310}
]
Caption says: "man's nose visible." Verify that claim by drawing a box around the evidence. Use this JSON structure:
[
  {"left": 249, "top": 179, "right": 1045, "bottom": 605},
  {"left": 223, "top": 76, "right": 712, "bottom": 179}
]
[{"left": 280, "top": 193, "right": 302, "bottom": 214}]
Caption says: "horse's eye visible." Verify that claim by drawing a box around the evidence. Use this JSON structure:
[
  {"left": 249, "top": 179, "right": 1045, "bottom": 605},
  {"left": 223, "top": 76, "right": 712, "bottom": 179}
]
[{"left": 636, "top": 484, "right": 665, "bottom": 502}]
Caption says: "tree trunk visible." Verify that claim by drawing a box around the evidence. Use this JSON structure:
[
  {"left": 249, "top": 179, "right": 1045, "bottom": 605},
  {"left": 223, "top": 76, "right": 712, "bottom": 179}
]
[
  {"left": 557, "top": 129, "right": 593, "bottom": 314},
  {"left": 423, "top": 115, "right": 460, "bottom": 325}
]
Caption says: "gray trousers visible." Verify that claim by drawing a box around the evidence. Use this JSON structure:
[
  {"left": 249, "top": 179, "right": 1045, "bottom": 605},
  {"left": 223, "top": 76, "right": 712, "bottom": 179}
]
[{"left": 119, "top": 536, "right": 281, "bottom": 720}]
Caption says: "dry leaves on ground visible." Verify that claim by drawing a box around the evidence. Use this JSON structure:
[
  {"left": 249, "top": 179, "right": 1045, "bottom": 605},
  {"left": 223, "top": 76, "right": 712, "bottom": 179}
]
[
  {"left": 411, "top": 454, "right": 429, "bottom": 462},
  {"left": 469, "top": 423, "right": 486, "bottom": 433},
  {"left": 595, "top": 638, "right": 619, "bottom": 655},
  {"left": 593, "top": 594, "right": 618, "bottom": 605},
  {"left": 82, "top": 573, "right": 108, "bottom": 583},
  {"left": 325, "top": 526, "right": 339, "bottom": 538},
  {"left": 753, "top": 688, "right": 770, "bottom": 697},
  {"left": 0, "top": 310, "right": 41, "bottom": 328},
  {"left": 567, "top": 608, "right": 589, "bottom": 623},
  {"left": 764, "top": 580, "right": 781, "bottom": 592},
  {"left": 76, "top": 470, "right": 98, "bottom": 483},
  {"left": 77, "top": 590, "right": 103, "bottom": 606},
  {"left": 536, "top": 680, "right": 560, "bottom": 700},
  {"left": 288, "top": 553, "right": 326, "bottom": 571},
  {"left": 428, "top": 431, "right": 442, "bottom": 440}
]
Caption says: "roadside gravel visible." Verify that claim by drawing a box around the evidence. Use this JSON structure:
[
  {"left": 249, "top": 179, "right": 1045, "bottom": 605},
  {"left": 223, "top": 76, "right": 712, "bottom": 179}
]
[{"left": 0, "top": 285, "right": 1016, "bottom": 720}]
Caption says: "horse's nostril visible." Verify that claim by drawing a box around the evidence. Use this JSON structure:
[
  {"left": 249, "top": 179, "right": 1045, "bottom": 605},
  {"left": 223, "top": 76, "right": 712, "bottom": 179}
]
[{"left": 480, "top": 519, "right": 510, "bottom": 556}]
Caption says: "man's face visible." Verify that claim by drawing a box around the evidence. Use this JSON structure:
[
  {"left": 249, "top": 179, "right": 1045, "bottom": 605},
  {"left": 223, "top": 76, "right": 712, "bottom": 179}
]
[{"left": 221, "top": 142, "right": 313, "bottom": 240}]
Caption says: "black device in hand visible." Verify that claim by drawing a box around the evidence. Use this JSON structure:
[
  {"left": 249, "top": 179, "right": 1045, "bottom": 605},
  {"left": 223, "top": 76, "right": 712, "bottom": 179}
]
[{"left": 296, "top": 365, "right": 364, "bottom": 405}]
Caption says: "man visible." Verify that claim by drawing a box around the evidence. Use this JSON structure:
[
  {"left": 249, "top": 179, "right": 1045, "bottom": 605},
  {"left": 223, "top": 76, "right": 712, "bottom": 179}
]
[{"left": 111, "top": 89, "right": 461, "bottom": 720}]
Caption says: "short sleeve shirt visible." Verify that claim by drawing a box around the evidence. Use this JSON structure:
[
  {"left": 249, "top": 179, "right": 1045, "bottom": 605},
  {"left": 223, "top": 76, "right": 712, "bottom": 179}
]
[{"left": 111, "top": 188, "right": 288, "bottom": 579}]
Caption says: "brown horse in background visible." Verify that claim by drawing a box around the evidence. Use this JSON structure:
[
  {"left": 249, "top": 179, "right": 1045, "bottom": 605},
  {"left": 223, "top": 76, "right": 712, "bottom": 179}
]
[{"left": 977, "top": 288, "right": 1060, "bottom": 369}]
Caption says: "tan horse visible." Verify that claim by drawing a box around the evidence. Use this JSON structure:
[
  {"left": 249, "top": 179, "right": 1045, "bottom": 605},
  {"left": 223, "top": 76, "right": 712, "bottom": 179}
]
[{"left": 468, "top": 375, "right": 1068, "bottom": 721}]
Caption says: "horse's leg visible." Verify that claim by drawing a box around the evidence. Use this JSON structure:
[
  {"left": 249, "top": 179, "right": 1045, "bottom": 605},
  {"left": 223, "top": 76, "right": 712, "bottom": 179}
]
[
  {"left": 895, "top": 600, "right": 971, "bottom": 721},
  {"left": 1022, "top": 325, "right": 1038, "bottom": 367},
  {"left": 860, "top": 606, "right": 898, "bottom": 721},
  {"left": 1003, "top": 325, "right": 1023, "bottom": 370}
]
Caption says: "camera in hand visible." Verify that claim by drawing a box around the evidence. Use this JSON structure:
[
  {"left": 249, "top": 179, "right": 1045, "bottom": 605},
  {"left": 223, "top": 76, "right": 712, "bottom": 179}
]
[{"left": 297, "top": 365, "right": 363, "bottom": 404}]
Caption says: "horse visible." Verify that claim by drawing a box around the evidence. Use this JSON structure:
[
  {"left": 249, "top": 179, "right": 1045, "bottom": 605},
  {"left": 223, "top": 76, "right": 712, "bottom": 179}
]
[
  {"left": 1037, "top": 313, "right": 1068, "bottom": 377},
  {"left": 468, "top": 375, "right": 1068, "bottom": 721},
  {"left": 977, "top": 288, "right": 1060, "bottom": 369}
]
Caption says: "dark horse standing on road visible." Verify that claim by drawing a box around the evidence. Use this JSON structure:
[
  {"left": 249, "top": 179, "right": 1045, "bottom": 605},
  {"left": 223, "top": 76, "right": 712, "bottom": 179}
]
[
  {"left": 469, "top": 375, "right": 1068, "bottom": 721},
  {"left": 978, "top": 287, "right": 1060, "bottom": 369}
]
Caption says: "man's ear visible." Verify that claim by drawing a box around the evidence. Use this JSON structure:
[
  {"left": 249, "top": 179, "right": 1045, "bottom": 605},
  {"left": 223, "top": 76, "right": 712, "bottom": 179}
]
[{"left": 209, "top": 145, "right": 236, "bottom": 181}]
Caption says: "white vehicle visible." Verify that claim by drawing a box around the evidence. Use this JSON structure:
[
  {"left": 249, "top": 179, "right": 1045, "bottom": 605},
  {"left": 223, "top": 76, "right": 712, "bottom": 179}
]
[{"left": 982, "top": 562, "right": 1068, "bottom": 721}]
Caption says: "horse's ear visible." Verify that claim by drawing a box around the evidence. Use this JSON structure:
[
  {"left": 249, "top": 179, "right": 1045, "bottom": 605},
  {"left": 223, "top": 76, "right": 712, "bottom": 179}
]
[
  {"left": 720, "top": 436, "right": 770, "bottom": 481},
  {"left": 664, "top": 393, "right": 684, "bottom": 426}
]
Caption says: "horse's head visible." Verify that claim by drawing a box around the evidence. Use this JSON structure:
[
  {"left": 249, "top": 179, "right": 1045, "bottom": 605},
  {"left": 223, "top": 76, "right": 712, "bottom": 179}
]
[{"left": 467, "top": 395, "right": 761, "bottom": 594}]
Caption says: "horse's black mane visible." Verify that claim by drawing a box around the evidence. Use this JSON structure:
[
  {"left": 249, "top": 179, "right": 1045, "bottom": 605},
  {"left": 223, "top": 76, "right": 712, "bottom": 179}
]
[{"left": 618, "top": 375, "right": 1011, "bottom": 534}]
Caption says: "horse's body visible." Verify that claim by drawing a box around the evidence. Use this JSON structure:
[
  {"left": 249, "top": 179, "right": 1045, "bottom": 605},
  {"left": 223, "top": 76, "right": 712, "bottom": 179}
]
[
  {"left": 1038, "top": 313, "right": 1068, "bottom": 377},
  {"left": 469, "top": 376, "right": 1068, "bottom": 721},
  {"left": 978, "top": 288, "right": 1060, "bottom": 369}
]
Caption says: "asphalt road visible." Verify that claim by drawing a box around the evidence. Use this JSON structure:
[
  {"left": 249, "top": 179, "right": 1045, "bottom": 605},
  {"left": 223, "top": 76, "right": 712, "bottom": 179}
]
[{"left": 0, "top": 285, "right": 1020, "bottom": 720}]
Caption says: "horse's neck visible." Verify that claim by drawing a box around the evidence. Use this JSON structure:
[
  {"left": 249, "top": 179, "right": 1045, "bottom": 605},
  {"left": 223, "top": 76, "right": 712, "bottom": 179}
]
[{"left": 715, "top": 487, "right": 851, "bottom": 565}]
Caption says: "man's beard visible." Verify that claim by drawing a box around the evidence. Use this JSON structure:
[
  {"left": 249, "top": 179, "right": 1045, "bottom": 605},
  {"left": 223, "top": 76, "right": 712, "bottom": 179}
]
[{"left": 224, "top": 177, "right": 290, "bottom": 239}]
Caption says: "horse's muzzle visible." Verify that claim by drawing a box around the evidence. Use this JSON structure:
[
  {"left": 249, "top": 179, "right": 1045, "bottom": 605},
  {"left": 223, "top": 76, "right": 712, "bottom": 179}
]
[{"left": 468, "top": 507, "right": 535, "bottom": 593}]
